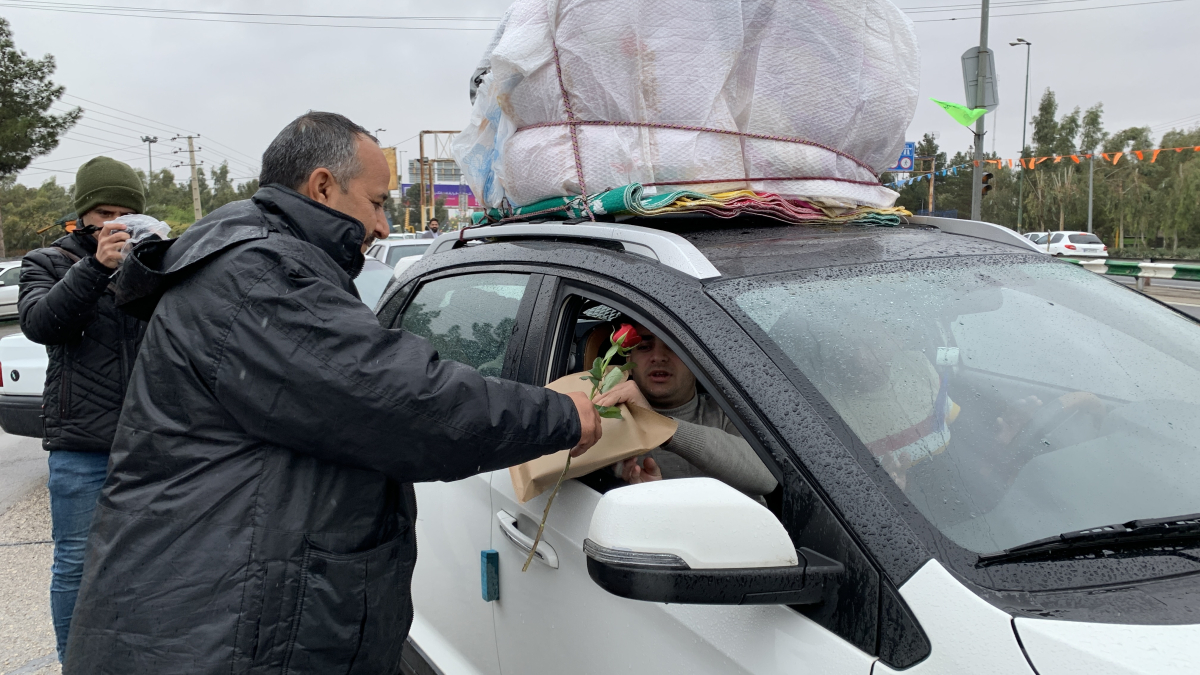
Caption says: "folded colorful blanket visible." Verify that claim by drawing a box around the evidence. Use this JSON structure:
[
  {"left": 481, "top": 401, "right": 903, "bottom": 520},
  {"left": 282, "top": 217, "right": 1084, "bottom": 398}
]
[{"left": 476, "top": 184, "right": 910, "bottom": 226}]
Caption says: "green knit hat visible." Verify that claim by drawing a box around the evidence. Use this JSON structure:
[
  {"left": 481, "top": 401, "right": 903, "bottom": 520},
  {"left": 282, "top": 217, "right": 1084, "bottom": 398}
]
[{"left": 73, "top": 156, "right": 145, "bottom": 217}]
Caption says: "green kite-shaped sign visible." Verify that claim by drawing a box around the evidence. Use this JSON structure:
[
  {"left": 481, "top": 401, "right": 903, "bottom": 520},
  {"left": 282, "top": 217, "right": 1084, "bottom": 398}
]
[{"left": 931, "top": 98, "right": 988, "bottom": 127}]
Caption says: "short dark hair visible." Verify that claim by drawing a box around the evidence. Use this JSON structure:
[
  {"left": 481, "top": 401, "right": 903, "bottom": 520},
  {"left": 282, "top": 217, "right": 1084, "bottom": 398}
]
[
  {"left": 259, "top": 112, "right": 378, "bottom": 191},
  {"left": 429, "top": 218, "right": 439, "bottom": 224}
]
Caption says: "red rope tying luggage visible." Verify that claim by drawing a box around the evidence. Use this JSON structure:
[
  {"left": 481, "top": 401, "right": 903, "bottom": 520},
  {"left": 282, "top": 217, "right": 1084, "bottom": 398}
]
[
  {"left": 549, "top": 38, "right": 596, "bottom": 221},
  {"left": 540, "top": 28, "right": 888, "bottom": 218},
  {"left": 517, "top": 119, "right": 881, "bottom": 179},
  {"left": 540, "top": 28, "right": 885, "bottom": 218}
]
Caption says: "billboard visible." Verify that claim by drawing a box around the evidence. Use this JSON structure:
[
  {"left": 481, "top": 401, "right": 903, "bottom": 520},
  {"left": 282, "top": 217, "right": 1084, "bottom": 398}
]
[
  {"left": 382, "top": 148, "right": 399, "bottom": 191},
  {"left": 401, "top": 183, "right": 480, "bottom": 208}
]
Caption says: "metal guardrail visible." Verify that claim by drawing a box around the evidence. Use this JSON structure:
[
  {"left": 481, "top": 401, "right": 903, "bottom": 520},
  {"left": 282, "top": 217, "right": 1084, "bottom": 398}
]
[{"left": 1062, "top": 258, "right": 1200, "bottom": 282}]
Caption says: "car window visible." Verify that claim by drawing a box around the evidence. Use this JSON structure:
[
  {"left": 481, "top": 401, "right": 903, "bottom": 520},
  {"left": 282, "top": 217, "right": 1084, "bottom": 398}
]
[
  {"left": 399, "top": 273, "right": 530, "bottom": 376},
  {"left": 1049, "top": 233, "right": 1065, "bottom": 243},
  {"left": 728, "top": 257, "right": 1200, "bottom": 555},
  {"left": 1033, "top": 234, "right": 1048, "bottom": 244},
  {"left": 386, "top": 243, "right": 430, "bottom": 266},
  {"left": 1068, "top": 233, "right": 1103, "bottom": 244},
  {"left": 0, "top": 266, "right": 19, "bottom": 286},
  {"left": 541, "top": 290, "right": 909, "bottom": 658},
  {"left": 353, "top": 260, "right": 393, "bottom": 309}
]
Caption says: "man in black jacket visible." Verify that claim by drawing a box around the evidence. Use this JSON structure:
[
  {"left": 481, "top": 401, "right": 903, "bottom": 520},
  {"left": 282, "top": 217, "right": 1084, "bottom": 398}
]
[
  {"left": 64, "top": 112, "right": 601, "bottom": 674},
  {"left": 18, "top": 156, "right": 146, "bottom": 662}
]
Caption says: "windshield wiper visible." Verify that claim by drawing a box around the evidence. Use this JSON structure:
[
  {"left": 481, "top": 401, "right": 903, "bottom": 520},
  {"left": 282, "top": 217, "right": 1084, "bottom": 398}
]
[{"left": 977, "top": 513, "right": 1200, "bottom": 566}]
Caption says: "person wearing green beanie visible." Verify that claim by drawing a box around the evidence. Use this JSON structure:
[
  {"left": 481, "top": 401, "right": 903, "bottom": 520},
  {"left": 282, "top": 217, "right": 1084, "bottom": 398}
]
[
  {"left": 72, "top": 156, "right": 146, "bottom": 221},
  {"left": 17, "top": 155, "right": 148, "bottom": 663}
]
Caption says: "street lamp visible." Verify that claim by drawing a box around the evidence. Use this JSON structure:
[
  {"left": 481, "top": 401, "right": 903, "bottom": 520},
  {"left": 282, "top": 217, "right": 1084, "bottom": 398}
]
[
  {"left": 141, "top": 135, "right": 158, "bottom": 191},
  {"left": 1009, "top": 38, "right": 1031, "bottom": 233}
]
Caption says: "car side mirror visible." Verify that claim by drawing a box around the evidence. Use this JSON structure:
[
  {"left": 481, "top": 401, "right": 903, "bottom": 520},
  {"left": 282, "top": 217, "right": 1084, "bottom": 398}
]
[{"left": 583, "top": 478, "right": 842, "bottom": 605}]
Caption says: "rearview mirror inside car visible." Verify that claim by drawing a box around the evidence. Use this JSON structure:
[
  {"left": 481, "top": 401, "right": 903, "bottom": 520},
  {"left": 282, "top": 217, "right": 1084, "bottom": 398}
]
[{"left": 583, "top": 478, "right": 841, "bottom": 605}]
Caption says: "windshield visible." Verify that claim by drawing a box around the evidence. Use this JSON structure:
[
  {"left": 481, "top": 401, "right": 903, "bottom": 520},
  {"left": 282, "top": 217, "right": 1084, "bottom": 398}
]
[
  {"left": 387, "top": 243, "right": 429, "bottom": 266},
  {"left": 1068, "top": 234, "right": 1103, "bottom": 244},
  {"left": 728, "top": 256, "right": 1200, "bottom": 554}
]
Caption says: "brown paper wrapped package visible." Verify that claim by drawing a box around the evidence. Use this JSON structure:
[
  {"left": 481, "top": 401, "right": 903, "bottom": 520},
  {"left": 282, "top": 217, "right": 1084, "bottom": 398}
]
[{"left": 509, "top": 372, "right": 678, "bottom": 503}]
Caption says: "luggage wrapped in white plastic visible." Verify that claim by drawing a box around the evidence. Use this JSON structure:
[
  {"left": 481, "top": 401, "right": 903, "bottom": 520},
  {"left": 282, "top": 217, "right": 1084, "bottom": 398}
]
[{"left": 454, "top": 0, "right": 921, "bottom": 211}]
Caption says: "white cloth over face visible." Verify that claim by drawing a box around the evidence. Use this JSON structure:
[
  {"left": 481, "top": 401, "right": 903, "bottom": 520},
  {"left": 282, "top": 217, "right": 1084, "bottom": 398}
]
[{"left": 454, "top": 0, "right": 920, "bottom": 209}]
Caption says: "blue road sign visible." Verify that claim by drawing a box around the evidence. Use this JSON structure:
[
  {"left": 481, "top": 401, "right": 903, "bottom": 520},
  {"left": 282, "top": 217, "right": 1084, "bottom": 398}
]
[{"left": 888, "top": 142, "right": 916, "bottom": 172}]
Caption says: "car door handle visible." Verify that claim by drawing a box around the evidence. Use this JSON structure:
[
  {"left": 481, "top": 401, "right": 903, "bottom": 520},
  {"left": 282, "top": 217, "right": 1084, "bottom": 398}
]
[{"left": 496, "top": 510, "right": 559, "bottom": 569}]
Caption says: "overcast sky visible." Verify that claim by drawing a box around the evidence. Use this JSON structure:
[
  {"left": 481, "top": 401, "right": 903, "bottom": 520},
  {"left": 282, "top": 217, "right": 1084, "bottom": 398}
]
[{"left": 7, "top": 0, "right": 1199, "bottom": 188}]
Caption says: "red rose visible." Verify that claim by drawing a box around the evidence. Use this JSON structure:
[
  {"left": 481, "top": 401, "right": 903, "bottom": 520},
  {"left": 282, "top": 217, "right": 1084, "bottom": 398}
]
[{"left": 613, "top": 323, "right": 641, "bottom": 348}]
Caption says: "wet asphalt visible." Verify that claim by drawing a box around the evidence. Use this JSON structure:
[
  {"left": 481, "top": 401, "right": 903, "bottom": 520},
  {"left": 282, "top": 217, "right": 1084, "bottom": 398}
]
[{"left": 0, "top": 429, "right": 58, "bottom": 675}]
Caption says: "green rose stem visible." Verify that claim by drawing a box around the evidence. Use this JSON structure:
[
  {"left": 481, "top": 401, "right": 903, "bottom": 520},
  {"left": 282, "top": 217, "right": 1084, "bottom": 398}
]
[{"left": 522, "top": 327, "right": 639, "bottom": 572}]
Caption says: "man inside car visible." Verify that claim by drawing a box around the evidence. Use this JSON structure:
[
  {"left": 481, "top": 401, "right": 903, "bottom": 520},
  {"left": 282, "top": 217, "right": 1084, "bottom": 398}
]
[{"left": 593, "top": 322, "right": 777, "bottom": 497}]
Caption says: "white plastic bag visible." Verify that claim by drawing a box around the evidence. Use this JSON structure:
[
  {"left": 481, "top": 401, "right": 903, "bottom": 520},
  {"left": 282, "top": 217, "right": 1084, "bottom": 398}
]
[
  {"left": 111, "top": 214, "right": 172, "bottom": 258},
  {"left": 454, "top": 0, "right": 920, "bottom": 210}
]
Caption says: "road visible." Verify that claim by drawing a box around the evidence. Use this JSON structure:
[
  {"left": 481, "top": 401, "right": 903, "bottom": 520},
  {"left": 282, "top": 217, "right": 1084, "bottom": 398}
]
[
  {"left": 1106, "top": 277, "right": 1200, "bottom": 320},
  {"left": 0, "top": 428, "right": 58, "bottom": 675},
  {"left": 1166, "top": 301, "right": 1200, "bottom": 320}
]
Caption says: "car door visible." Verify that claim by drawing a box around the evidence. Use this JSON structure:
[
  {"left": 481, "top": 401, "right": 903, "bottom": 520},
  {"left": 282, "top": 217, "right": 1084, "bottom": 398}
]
[
  {"left": 0, "top": 265, "right": 20, "bottom": 318},
  {"left": 386, "top": 270, "right": 546, "bottom": 675},
  {"left": 488, "top": 279, "right": 878, "bottom": 675},
  {"left": 1048, "top": 232, "right": 1066, "bottom": 254}
]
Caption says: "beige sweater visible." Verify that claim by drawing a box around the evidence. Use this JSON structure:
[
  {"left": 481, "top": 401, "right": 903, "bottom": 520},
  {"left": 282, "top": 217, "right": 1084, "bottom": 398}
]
[{"left": 647, "top": 393, "right": 778, "bottom": 496}]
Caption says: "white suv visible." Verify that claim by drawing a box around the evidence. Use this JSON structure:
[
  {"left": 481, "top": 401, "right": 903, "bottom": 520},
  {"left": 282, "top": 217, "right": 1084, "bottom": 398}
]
[{"left": 378, "top": 215, "right": 1197, "bottom": 675}]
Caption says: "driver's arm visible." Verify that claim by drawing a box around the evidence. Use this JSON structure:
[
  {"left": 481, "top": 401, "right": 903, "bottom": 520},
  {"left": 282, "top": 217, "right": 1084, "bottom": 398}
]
[
  {"left": 662, "top": 412, "right": 777, "bottom": 496},
  {"left": 597, "top": 381, "right": 777, "bottom": 496}
]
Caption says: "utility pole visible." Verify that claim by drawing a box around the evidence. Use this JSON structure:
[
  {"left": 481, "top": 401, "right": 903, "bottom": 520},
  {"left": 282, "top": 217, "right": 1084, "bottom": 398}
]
[
  {"left": 141, "top": 136, "right": 158, "bottom": 191},
  {"left": 1010, "top": 38, "right": 1031, "bottom": 233},
  {"left": 969, "top": 0, "right": 990, "bottom": 222},
  {"left": 417, "top": 131, "right": 460, "bottom": 232},
  {"left": 173, "top": 135, "right": 203, "bottom": 221},
  {"left": 1087, "top": 155, "right": 1095, "bottom": 233}
]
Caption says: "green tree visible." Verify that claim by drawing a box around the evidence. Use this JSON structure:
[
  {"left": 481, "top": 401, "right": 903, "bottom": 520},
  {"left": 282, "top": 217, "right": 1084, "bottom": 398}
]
[
  {"left": 208, "top": 162, "right": 239, "bottom": 211},
  {"left": 884, "top": 89, "right": 1200, "bottom": 256},
  {"left": 0, "top": 18, "right": 81, "bottom": 256},
  {"left": 0, "top": 175, "right": 74, "bottom": 255}
]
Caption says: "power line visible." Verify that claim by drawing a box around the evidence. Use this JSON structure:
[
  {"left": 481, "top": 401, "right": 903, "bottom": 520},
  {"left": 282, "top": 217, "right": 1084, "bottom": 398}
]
[
  {"left": 1149, "top": 112, "right": 1200, "bottom": 131},
  {"left": 901, "top": 0, "right": 1107, "bottom": 12},
  {"left": 200, "top": 137, "right": 260, "bottom": 166},
  {"left": 52, "top": 105, "right": 168, "bottom": 137},
  {"left": 28, "top": 151, "right": 177, "bottom": 171},
  {"left": 2, "top": 0, "right": 496, "bottom": 21},
  {"left": 909, "top": 0, "right": 1188, "bottom": 20},
  {"left": 52, "top": 105, "right": 185, "bottom": 141},
  {"left": 0, "top": 2, "right": 497, "bottom": 30},
  {"left": 61, "top": 93, "right": 193, "bottom": 135},
  {"left": 72, "top": 121, "right": 149, "bottom": 141},
  {"left": 59, "top": 95, "right": 260, "bottom": 171},
  {"left": 22, "top": 144, "right": 144, "bottom": 165}
]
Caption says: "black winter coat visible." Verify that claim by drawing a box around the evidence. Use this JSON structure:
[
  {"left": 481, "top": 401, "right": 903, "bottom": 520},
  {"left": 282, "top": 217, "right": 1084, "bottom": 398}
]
[
  {"left": 65, "top": 186, "right": 582, "bottom": 673},
  {"left": 18, "top": 232, "right": 146, "bottom": 451}
]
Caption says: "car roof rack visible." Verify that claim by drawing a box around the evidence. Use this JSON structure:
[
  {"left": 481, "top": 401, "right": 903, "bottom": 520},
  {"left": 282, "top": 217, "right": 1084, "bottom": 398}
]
[
  {"left": 425, "top": 222, "right": 723, "bottom": 279},
  {"left": 421, "top": 215, "right": 1036, "bottom": 280},
  {"left": 906, "top": 214, "right": 1039, "bottom": 251}
]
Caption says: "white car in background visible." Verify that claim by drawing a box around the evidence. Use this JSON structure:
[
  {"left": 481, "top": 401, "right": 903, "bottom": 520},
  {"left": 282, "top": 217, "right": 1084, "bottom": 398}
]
[
  {"left": 0, "top": 261, "right": 22, "bottom": 320},
  {"left": 367, "top": 239, "right": 432, "bottom": 268},
  {"left": 1029, "top": 231, "right": 1109, "bottom": 257},
  {"left": 0, "top": 330, "right": 47, "bottom": 437}
]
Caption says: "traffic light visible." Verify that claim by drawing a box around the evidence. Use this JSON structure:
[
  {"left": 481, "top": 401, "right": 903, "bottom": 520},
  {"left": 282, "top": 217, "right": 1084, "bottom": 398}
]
[{"left": 981, "top": 172, "right": 994, "bottom": 197}]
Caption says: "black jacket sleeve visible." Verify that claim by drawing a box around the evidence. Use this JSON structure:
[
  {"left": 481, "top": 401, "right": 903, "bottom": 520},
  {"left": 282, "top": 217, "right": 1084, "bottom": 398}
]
[
  {"left": 19, "top": 249, "right": 113, "bottom": 345},
  {"left": 209, "top": 257, "right": 582, "bottom": 483}
]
